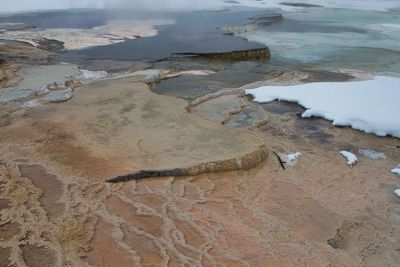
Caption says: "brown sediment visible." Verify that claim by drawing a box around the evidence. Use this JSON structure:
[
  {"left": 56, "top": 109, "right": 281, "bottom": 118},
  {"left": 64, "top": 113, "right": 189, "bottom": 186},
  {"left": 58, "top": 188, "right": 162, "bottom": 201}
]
[
  {"left": 0, "top": 40, "right": 55, "bottom": 64},
  {"left": 86, "top": 219, "right": 135, "bottom": 267},
  {"left": 0, "top": 221, "right": 21, "bottom": 241},
  {"left": 18, "top": 164, "right": 65, "bottom": 222},
  {"left": 21, "top": 244, "right": 58, "bottom": 267},
  {"left": 0, "top": 247, "right": 12, "bottom": 267},
  {"left": 105, "top": 195, "right": 164, "bottom": 238}
]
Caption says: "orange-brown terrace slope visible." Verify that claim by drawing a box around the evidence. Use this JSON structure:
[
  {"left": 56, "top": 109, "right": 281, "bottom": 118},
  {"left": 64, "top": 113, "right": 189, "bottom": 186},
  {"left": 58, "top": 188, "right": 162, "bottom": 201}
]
[{"left": 0, "top": 67, "right": 400, "bottom": 266}]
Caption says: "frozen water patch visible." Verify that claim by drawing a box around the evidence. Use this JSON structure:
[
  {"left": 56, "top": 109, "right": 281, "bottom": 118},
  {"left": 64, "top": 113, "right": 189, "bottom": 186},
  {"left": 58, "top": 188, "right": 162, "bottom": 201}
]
[
  {"left": 340, "top": 151, "right": 358, "bottom": 166},
  {"left": 22, "top": 99, "right": 40, "bottom": 108},
  {"left": 391, "top": 166, "right": 400, "bottom": 175},
  {"left": 287, "top": 152, "right": 302, "bottom": 163},
  {"left": 77, "top": 69, "right": 108, "bottom": 81},
  {"left": 395, "top": 189, "right": 400, "bottom": 198},
  {"left": 246, "top": 76, "right": 400, "bottom": 138},
  {"left": 359, "top": 149, "right": 386, "bottom": 160},
  {"left": 281, "top": 152, "right": 302, "bottom": 166},
  {"left": 286, "top": 152, "right": 302, "bottom": 164}
]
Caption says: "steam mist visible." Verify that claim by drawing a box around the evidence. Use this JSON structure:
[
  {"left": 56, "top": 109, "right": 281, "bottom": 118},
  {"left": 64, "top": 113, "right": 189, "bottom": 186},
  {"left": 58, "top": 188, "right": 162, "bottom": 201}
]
[{"left": 0, "top": 0, "right": 224, "bottom": 12}]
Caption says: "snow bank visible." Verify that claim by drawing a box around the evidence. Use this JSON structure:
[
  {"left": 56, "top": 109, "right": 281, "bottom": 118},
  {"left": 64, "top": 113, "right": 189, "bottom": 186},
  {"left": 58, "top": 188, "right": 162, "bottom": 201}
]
[
  {"left": 246, "top": 76, "right": 400, "bottom": 138},
  {"left": 287, "top": 152, "right": 302, "bottom": 163},
  {"left": 340, "top": 151, "right": 358, "bottom": 166},
  {"left": 77, "top": 69, "right": 108, "bottom": 81},
  {"left": 391, "top": 166, "right": 400, "bottom": 175},
  {"left": 280, "top": 152, "right": 302, "bottom": 166}
]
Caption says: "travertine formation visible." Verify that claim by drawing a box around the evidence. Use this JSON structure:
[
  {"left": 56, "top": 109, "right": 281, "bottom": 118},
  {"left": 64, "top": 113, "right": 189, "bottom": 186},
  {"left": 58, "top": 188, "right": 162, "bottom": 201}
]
[
  {"left": 1, "top": 114, "right": 399, "bottom": 266},
  {"left": 1, "top": 34, "right": 400, "bottom": 267}
]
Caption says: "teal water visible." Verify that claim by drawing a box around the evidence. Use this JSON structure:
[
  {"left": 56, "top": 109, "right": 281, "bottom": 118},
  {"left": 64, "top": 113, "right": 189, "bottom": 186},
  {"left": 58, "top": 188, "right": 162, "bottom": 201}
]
[{"left": 242, "top": 8, "right": 400, "bottom": 73}]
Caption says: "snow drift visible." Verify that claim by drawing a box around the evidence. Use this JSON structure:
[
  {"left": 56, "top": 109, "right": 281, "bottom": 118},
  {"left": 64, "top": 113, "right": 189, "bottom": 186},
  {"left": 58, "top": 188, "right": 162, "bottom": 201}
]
[{"left": 246, "top": 76, "right": 400, "bottom": 138}]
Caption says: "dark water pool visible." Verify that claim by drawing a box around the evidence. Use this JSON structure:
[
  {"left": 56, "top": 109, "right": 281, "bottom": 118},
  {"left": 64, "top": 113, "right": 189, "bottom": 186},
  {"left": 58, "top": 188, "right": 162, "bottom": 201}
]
[{"left": 53, "top": 8, "right": 277, "bottom": 62}]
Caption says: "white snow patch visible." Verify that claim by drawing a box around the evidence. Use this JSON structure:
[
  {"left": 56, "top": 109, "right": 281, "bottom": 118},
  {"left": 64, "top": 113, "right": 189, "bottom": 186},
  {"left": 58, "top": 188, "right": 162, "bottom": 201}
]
[
  {"left": 359, "top": 149, "right": 386, "bottom": 160},
  {"left": 245, "top": 76, "right": 400, "bottom": 138},
  {"left": 395, "top": 189, "right": 400, "bottom": 198},
  {"left": 77, "top": 69, "right": 108, "bottom": 81},
  {"left": 340, "top": 151, "right": 358, "bottom": 166},
  {"left": 287, "top": 152, "right": 302, "bottom": 163},
  {"left": 391, "top": 166, "right": 400, "bottom": 175},
  {"left": 22, "top": 99, "right": 40, "bottom": 108},
  {"left": 281, "top": 152, "right": 302, "bottom": 166}
]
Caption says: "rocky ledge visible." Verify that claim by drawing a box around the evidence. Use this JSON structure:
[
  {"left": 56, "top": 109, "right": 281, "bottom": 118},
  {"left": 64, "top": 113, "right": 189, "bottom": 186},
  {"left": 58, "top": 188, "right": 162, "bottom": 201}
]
[
  {"left": 179, "top": 47, "right": 270, "bottom": 63},
  {"left": 108, "top": 144, "right": 268, "bottom": 182}
]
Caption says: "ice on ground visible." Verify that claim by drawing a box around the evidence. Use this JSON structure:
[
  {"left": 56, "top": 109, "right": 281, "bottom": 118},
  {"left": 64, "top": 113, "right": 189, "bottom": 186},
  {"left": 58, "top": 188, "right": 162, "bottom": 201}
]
[
  {"left": 281, "top": 152, "right": 302, "bottom": 166},
  {"left": 77, "top": 69, "right": 108, "bottom": 81},
  {"left": 359, "top": 149, "right": 386, "bottom": 160},
  {"left": 391, "top": 166, "right": 400, "bottom": 175},
  {"left": 246, "top": 76, "right": 400, "bottom": 138},
  {"left": 287, "top": 152, "right": 302, "bottom": 163},
  {"left": 395, "top": 189, "right": 400, "bottom": 198},
  {"left": 340, "top": 151, "right": 358, "bottom": 166},
  {"left": 22, "top": 100, "right": 40, "bottom": 108}
]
